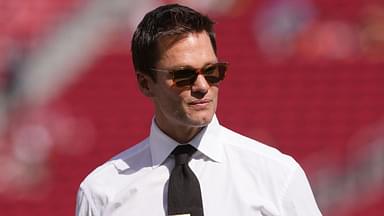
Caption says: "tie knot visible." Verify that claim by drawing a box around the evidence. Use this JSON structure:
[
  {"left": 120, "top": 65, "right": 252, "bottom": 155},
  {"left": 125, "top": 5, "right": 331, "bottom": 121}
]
[{"left": 172, "top": 145, "right": 197, "bottom": 165}]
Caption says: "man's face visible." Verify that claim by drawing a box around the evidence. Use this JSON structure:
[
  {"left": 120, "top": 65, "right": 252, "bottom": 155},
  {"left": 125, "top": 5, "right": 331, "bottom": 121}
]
[{"left": 146, "top": 31, "right": 219, "bottom": 137}]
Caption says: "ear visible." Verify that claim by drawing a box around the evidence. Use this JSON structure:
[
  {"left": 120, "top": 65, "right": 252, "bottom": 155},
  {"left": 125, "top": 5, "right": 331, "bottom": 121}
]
[{"left": 136, "top": 73, "right": 154, "bottom": 97}]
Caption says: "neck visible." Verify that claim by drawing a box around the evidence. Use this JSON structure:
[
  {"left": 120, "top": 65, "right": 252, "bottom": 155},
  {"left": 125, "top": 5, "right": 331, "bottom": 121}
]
[{"left": 154, "top": 119, "right": 203, "bottom": 144}]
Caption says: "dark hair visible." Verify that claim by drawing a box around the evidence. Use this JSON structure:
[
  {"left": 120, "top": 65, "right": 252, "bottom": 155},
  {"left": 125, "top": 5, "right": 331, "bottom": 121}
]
[{"left": 131, "top": 4, "right": 217, "bottom": 80}]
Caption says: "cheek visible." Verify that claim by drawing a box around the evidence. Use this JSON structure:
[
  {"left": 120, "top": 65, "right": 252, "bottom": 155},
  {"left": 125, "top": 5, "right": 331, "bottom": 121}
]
[{"left": 158, "top": 88, "right": 186, "bottom": 108}]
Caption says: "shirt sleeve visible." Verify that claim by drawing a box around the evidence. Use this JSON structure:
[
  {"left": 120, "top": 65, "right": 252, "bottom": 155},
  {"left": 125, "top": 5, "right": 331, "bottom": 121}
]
[
  {"left": 76, "top": 186, "right": 97, "bottom": 216},
  {"left": 280, "top": 165, "right": 323, "bottom": 216}
]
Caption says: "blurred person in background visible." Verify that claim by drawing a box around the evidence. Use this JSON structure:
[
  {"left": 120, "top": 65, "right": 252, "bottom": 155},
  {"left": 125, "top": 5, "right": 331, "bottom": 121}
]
[{"left": 76, "top": 3, "right": 322, "bottom": 216}]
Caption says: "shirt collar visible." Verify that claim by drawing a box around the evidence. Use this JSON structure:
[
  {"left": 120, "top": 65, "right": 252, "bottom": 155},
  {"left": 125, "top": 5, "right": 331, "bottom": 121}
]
[{"left": 149, "top": 115, "right": 225, "bottom": 168}]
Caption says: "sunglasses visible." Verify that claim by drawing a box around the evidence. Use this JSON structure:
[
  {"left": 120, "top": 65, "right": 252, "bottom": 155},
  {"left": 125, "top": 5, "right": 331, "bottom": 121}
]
[{"left": 150, "top": 62, "right": 228, "bottom": 87}]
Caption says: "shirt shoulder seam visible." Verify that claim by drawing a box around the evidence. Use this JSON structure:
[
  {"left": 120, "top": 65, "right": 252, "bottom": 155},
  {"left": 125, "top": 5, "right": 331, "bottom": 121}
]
[
  {"left": 78, "top": 183, "right": 99, "bottom": 215},
  {"left": 278, "top": 161, "right": 301, "bottom": 203}
]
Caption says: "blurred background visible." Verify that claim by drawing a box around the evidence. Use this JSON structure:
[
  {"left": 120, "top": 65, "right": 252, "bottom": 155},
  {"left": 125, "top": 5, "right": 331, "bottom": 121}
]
[{"left": 0, "top": 0, "right": 383, "bottom": 215}]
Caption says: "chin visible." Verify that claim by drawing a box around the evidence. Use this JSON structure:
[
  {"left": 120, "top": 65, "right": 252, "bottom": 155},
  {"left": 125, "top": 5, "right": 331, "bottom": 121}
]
[{"left": 186, "top": 112, "right": 214, "bottom": 127}]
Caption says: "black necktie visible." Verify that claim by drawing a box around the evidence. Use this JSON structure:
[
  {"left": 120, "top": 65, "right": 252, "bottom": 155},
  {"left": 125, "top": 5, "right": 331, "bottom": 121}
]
[{"left": 167, "top": 145, "right": 204, "bottom": 216}]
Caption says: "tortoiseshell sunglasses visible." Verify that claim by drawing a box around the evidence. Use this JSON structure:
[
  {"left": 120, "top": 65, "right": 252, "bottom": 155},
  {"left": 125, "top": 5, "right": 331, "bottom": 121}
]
[{"left": 151, "top": 62, "right": 228, "bottom": 87}]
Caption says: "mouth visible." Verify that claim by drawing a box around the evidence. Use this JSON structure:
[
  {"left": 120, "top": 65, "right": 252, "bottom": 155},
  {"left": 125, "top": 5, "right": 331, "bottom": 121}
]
[
  {"left": 188, "top": 99, "right": 212, "bottom": 110},
  {"left": 188, "top": 99, "right": 211, "bottom": 105}
]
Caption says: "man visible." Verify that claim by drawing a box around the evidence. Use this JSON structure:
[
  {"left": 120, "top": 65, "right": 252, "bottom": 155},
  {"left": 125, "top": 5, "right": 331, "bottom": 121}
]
[{"left": 76, "top": 4, "right": 322, "bottom": 216}]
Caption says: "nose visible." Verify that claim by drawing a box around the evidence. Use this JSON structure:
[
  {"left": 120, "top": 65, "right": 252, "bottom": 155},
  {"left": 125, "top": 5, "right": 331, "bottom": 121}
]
[{"left": 191, "top": 74, "right": 209, "bottom": 94}]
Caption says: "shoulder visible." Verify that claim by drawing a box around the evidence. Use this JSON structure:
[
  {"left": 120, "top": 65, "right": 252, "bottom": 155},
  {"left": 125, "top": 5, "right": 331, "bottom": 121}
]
[
  {"left": 79, "top": 138, "right": 150, "bottom": 197},
  {"left": 219, "top": 126, "right": 307, "bottom": 201},
  {"left": 220, "top": 126, "right": 300, "bottom": 173}
]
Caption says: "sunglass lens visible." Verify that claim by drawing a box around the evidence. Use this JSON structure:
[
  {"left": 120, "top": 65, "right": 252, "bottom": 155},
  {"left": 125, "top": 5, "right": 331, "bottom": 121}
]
[
  {"left": 203, "top": 63, "right": 227, "bottom": 84},
  {"left": 173, "top": 69, "right": 197, "bottom": 87},
  {"left": 172, "top": 63, "right": 228, "bottom": 87}
]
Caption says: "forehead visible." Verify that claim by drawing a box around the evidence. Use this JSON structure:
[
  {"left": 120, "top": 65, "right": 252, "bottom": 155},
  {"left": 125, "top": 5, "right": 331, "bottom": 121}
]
[{"left": 156, "top": 31, "right": 217, "bottom": 68}]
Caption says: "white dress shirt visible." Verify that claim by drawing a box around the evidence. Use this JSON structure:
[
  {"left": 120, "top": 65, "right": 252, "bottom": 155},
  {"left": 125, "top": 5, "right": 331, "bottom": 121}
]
[{"left": 76, "top": 115, "right": 322, "bottom": 216}]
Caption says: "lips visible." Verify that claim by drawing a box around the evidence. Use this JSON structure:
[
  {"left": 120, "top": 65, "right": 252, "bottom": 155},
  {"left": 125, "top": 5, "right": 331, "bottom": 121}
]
[
  {"left": 188, "top": 99, "right": 211, "bottom": 105},
  {"left": 187, "top": 99, "right": 212, "bottom": 111}
]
